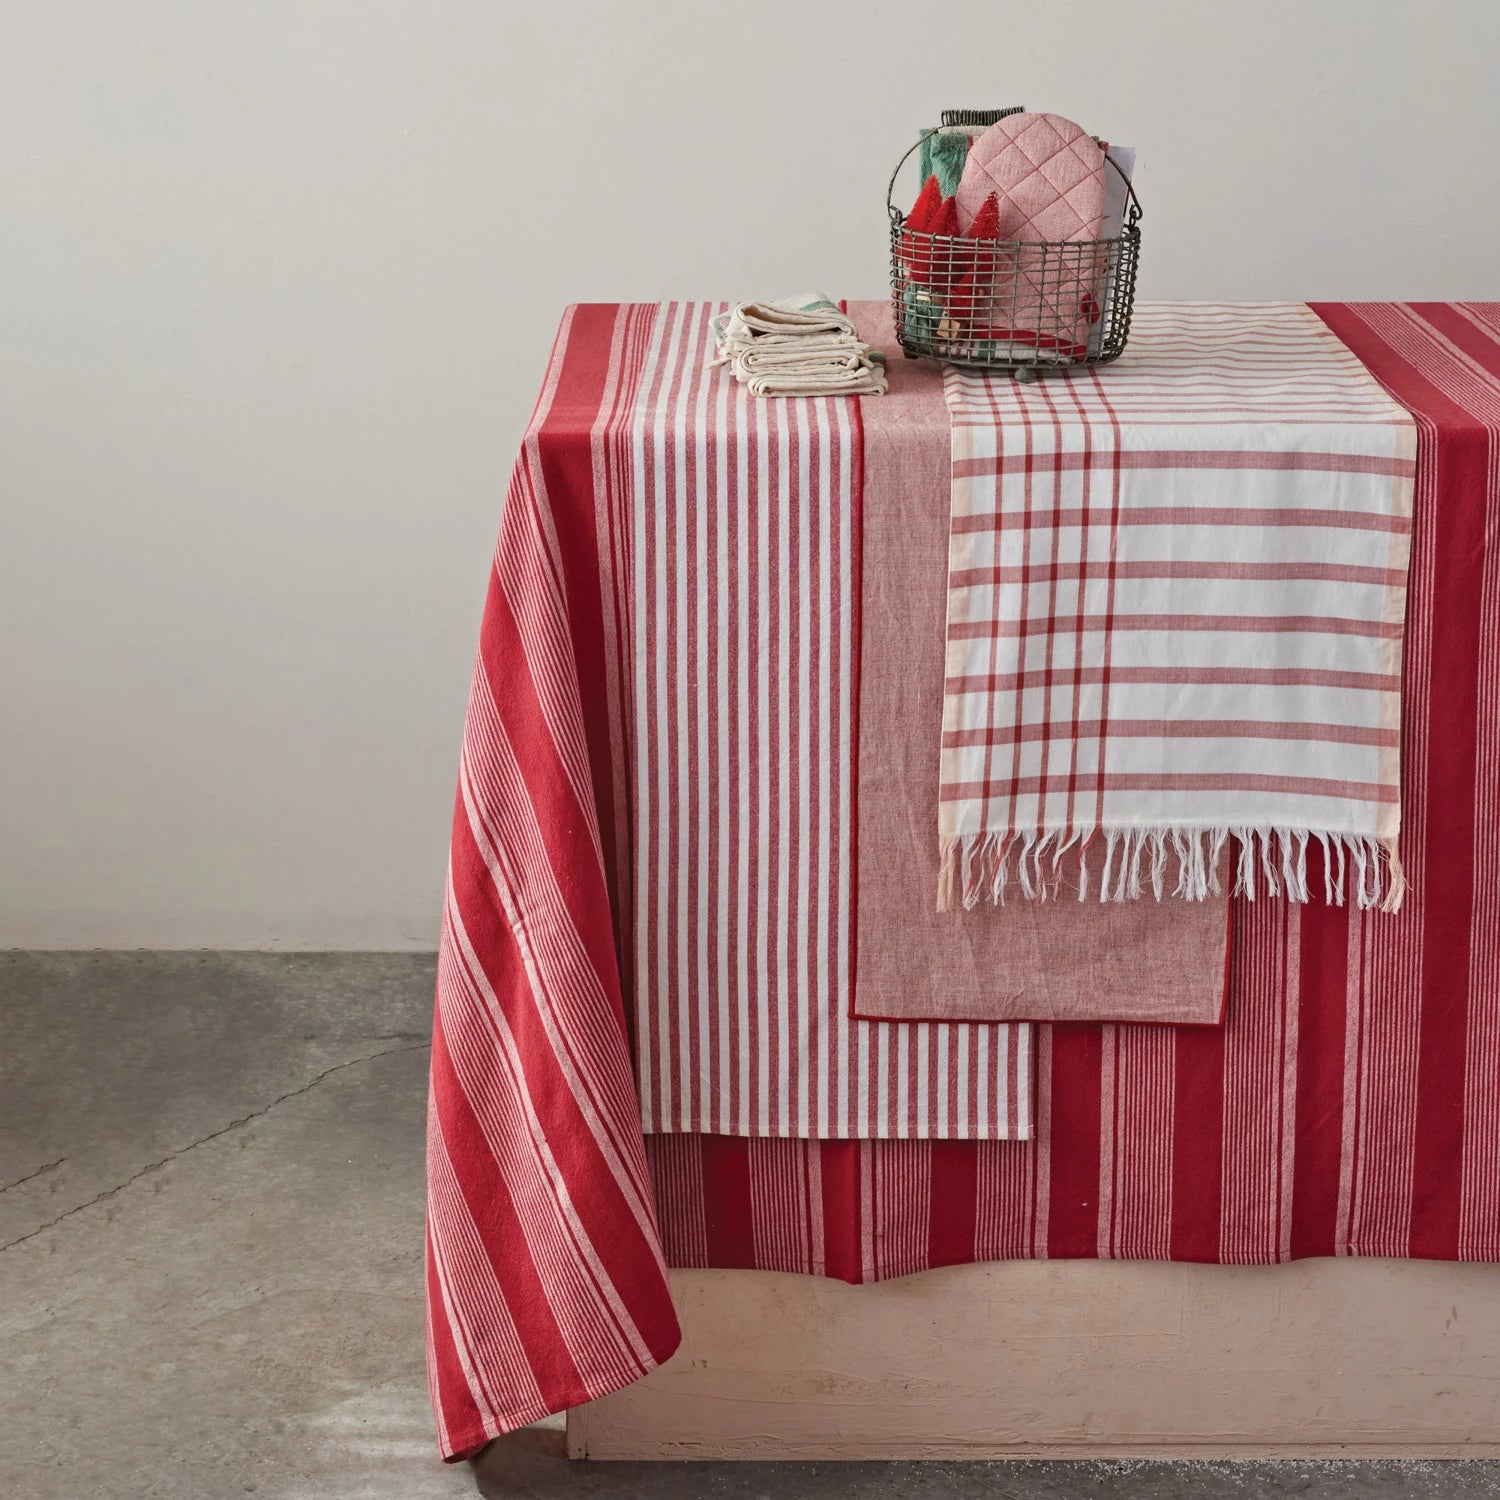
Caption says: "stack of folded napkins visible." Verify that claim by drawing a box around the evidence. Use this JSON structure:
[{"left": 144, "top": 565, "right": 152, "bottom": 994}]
[{"left": 711, "top": 293, "right": 887, "bottom": 397}]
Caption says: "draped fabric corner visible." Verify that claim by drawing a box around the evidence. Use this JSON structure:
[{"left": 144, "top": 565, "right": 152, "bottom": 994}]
[{"left": 424, "top": 306, "right": 680, "bottom": 1462}]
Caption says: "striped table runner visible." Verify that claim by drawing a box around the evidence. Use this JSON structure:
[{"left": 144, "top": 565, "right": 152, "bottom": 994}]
[
  {"left": 620, "top": 302, "right": 1028, "bottom": 1139},
  {"left": 938, "top": 304, "right": 1416, "bottom": 912}
]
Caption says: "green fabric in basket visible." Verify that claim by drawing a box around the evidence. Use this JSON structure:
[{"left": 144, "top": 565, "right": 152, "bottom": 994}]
[{"left": 917, "top": 129, "right": 970, "bottom": 199}]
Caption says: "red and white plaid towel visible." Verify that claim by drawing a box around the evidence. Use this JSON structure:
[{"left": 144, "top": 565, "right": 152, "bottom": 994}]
[{"left": 938, "top": 302, "right": 1417, "bottom": 912}]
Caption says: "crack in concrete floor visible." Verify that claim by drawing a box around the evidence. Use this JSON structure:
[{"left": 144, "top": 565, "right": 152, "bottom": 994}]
[
  {"left": 1, "top": 1040, "right": 430, "bottom": 1255},
  {"left": 0, "top": 1155, "right": 68, "bottom": 1195}
]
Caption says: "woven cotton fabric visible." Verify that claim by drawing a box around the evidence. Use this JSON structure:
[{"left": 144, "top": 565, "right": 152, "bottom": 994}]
[
  {"left": 850, "top": 299, "right": 1232, "bottom": 1027},
  {"left": 425, "top": 301, "right": 1500, "bottom": 1463},
  {"left": 629, "top": 303, "right": 1026, "bottom": 1138},
  {"left": 937, "top": 302, "right": 1417, "bottom": 912}
]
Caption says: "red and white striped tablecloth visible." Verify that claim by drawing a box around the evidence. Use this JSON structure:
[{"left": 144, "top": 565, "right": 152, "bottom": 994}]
[{"left": 426, "top": 301, "right": 1500, "bottom": 1463}]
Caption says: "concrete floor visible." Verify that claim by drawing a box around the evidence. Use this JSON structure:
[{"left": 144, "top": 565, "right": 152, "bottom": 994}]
[{"left": 2, "top": 952, "right": 1498, "bottom": 1500}]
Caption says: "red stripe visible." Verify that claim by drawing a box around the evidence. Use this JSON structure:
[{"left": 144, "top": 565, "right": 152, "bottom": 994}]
[
  {"left": 927, "top": 1140, "right": 981, "bottom": 1269},
  {"left": 948, "top": 613, "right": 1403, "bottom": 642},
  {"left": 1170, "top": 990, "right": 1228, "bottom": 1261},
  {"left": 940, "top": 771, "right": 1400, "bottom": 803},
  {"left": 1031, "top": 375, "right": 1067, "bottom": 842},
  {"left": 1084, "top": 360, "right": 1126, "bottom": 829},
  {"left": 818, "top": 1141, "right": 865, "bottom": 1284},
  {"left": 952, "top": 559, "right": 1406, "bottom": 588},
  {"left": 1052, "top": 352, "right": 1098, "bottom": 828},
  {"left": 538, "top": 304, "right": 640, "bottom": 969},
  {"left": 1042, "top": 1024, "right": 1105, "bottom": 1256},
  {"left": 952, "top": 505, "right": 1409, "bottom": 535},
  {"left": 1289, "top": 841, "right": 1349, "bottom": 1257},
  {"left": 942, "top": 719, "right": 1399, "bottom": 750},
  {"left": 945, "top": 664, "right": 1400, "bottom": 694},
  {"left": 954, "top": 449, "right": 1415, "bottom": 478},
  {"left": 699, "top": 1133, "right": 757, "bottom": 1268}
]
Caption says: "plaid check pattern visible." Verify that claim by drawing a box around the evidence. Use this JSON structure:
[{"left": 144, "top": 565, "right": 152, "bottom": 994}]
[{"left": 937, "top": 302, "right": 1417, "bottom": 912}]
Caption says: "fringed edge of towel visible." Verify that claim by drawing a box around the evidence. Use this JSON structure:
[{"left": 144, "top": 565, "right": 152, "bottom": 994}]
[{"left": 935, "top": 827, "right": 1407, "bottom": 915}]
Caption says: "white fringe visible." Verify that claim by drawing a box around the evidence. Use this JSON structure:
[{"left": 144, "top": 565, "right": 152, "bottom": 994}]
[{"left": 936, "top": 827, "right": 1407, "bottom": 915}]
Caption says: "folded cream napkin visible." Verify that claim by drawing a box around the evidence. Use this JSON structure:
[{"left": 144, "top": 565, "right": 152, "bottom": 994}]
[
  {"left": 712, "top": 293, "right": 888, "bottom": 398},
  {"left": 714, "top": 292, "right": 856, "bottom": 340},
  {"left": 742, "top": 364, "right": 886, "bottom": 397}
]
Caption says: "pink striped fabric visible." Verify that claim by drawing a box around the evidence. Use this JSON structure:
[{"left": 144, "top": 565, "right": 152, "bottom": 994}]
[
  {"left": 619, "top": 302, "right": 1028, "bottom": 1139},
  {"left": 425, "top": 301, "right": 1500, "bottom": 1464},
  {"left": 938, "top": 303, "right": 1417, "bottom": 912},
  {"left": 426, "top": 306, "right": 681, "bottom": 1462}
]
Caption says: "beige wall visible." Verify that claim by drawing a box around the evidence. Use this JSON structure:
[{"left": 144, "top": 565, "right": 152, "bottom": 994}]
[{"left": 3, "top": 0, "right": 1497, "bottom": 948}]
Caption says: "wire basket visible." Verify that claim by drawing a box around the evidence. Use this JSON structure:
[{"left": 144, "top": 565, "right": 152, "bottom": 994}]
[{"left": 888, "top": 109, "right": 1142, "bottom": 380}]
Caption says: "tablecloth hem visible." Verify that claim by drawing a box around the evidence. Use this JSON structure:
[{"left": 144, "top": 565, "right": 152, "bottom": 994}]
[{"left": 437, "top": 1327, "right": 684, "bottom": 1463}]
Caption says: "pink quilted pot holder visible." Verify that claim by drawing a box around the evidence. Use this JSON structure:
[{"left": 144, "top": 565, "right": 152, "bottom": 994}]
[{"left": 954, "top": 113, "right": 1108, "bottom": 354}]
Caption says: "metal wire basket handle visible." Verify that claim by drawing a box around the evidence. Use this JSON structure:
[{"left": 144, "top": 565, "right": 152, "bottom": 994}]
[{"left": 940, "top": 106, "right": 1026, "bottom": 127}]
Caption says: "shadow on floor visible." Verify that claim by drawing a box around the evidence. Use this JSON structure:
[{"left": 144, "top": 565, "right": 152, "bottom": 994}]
[{"left": 472, "top": 1423, "right": 1500, "bottom": 1500}]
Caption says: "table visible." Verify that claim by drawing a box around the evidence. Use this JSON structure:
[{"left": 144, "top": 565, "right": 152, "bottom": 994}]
[{"left": 425, "top": 300, "right": 1500, "bottom": 1463}]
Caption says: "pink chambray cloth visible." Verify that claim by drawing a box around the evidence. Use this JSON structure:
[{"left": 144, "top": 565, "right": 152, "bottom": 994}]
[
  {"left": 954, "top": 112, "right": 1109, "bottom": 358},
  {"left": 850, "top": 301, "right": 1231, "bottom": 1028}
]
